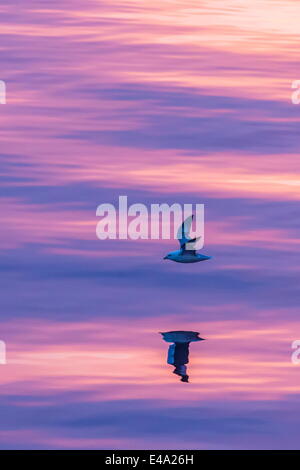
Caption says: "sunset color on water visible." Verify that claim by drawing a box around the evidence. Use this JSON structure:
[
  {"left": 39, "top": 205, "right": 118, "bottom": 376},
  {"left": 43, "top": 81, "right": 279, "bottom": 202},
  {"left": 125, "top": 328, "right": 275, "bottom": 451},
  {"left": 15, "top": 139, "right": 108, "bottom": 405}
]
[{"left": 0, "top": 0, "right": 300, "bottom": 449}]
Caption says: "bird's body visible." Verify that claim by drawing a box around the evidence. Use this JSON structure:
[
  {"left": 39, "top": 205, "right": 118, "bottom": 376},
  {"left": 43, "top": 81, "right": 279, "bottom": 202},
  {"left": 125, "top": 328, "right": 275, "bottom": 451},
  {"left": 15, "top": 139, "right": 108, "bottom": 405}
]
[
  {"left": 165, "top": 249, "right": 211, "bottom": 263},
  {"left": 164, "top": 215, "right": 212, "bottom": 264},
  {"left": 161, "top": 330, "right": 205, "bottom": 343}
]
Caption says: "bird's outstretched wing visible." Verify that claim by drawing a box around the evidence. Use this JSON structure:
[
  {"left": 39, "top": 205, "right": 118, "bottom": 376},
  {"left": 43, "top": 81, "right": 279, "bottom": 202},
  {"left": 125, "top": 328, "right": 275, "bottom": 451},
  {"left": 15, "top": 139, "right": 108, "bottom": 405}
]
[
  {"left": 177, "top": 215, "right": 201, "bottom": 251},
  {"left": 177, "top": 215, "right": 193, "bottom": 248}
]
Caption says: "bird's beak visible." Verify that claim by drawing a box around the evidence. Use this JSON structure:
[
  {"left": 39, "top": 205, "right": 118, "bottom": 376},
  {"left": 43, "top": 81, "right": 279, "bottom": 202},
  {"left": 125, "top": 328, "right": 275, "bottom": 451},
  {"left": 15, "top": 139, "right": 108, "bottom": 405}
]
[{"left": 163, "top": 256, "right": 168, "bottom": 260}]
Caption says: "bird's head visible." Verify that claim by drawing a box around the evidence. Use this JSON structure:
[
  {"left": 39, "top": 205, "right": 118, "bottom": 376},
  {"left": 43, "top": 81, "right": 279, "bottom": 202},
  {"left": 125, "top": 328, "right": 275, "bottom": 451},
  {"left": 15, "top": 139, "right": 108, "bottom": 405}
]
[{"left": 163, "top": 252, "right": 176, "bottom": 260}]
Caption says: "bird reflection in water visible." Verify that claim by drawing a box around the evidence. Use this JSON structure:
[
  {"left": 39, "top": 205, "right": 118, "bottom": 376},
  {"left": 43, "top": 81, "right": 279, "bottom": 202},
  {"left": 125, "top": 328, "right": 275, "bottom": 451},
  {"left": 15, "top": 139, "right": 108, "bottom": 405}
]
[{"left": 160, "top": 331, "right": 205, "bottom": 383}]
